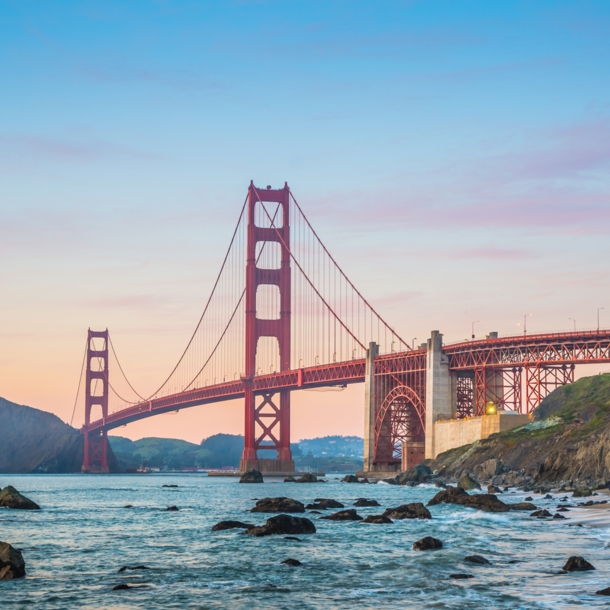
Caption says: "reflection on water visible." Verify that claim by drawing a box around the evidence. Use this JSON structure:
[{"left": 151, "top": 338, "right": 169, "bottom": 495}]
[{"left": 1, "top": 474, "right": 609, "bottom": 609}]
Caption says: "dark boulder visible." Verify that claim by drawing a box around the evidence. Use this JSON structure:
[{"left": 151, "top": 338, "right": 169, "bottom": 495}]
[
  {"left": 305, "top": 503, "right": 327, "bottom": 510},
  {"left": 457, "top": 474, "right": 481, "bottom": 491},
  {"left": 412, "top": 536, "right": 442, "bottom": 551},
  {"left": 165, "top": 505, "right": 179, "bottom": 511},
  {"left": 284, "top": 476, "right": 296, "bottom": 483},
  {"left": 113, "top": 584, "right": 131, "bottom": 590},
  {"left": 211, "top": 520, "right": 255, "bottom": 532},
  {"left": 313, "top": 498, "right": 344, "bottom": 509},
  {"left": 162, "top": 484, "right": 178, "bottom": 488},
  {"left": 382, "top": 502, "right": 431, "bottom": 520},
  {"left": 342, "top": 475, "right": 359, "bottom": 483},
  {"left": 395, "top": 464, "right": 432, "bottom": 485},
  {"left": 487, "top": 485, "right": 502, "bottom": 494},
  {"left": 450, "top": 573, "right": 474, "bottom": 579},
  {"left": 530, "top": 509, "right": 552, "bottom": 518},
  {"left": 428, "top": 486, "right": 509, "bottom": 513},
  {"left": 281, "top": 558, "right": 302, "bottom": 566},
  {"left": 596, "top": 587, "right": 610, "bottom": 596},
  {"left": 321, "top": 509, "right": 363, "bottom": 521},
  {"left": 525, "top": 496, "right": 533, "bottom": 501},
  {"left": 0, "top": 486, "right": 40, "bottom": 510},
  {"left": 284, "top": 536, "right": 301, "bottom": 541},
  {"left": 354, "top": 498, "right": 380, "bottom": 507},
  {"left": 123, "top": 505, "right": 134, "bottom": 509},
  {"left": 557, "top": 507, "right": 570, "bottom": 512},
  {"left": 464, "top": 555, "right": 490, "bottom": 565},
  {"left": 240, "top": 469, "right": 263, "bottom": 483},
  {"left": 544, "top": 493, "right": 552, "bottom": 499},
  {"left": 553, "top": 513, "right": 567, "bottom": 520},
  {"left": 360, "top": 515, "right": 393, "bottom": 524},
  {"left": 508, "top": 502, "right": 537, "bottom": 511},
  {"left": 118, "top": 565, "right": 149, "bottom": 573},
  {"left": 251, "top": 497, "right": 305, "bottom": 513},
  {"left": 0, "top": 542, "right": 26, "bottom": 580},
  {"left": 572, "top": 488, "right": 592, "bottom": 498},
  {"left": 246, "top": 514, "right": 316, "bottom": 537},
  {"left": 563, "top": 556, "right": 595, "bottom": 572},
  {"left": 296, "top": 473, "right": 318, "bottom": 483}
]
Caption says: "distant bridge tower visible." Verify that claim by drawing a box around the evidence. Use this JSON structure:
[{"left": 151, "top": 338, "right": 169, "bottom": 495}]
[
  {"left": 81, "top": 329, "right": 109, "bottom": 473},
  {"left": 240, "top": 182, "right": 294, "bottom": 473}
]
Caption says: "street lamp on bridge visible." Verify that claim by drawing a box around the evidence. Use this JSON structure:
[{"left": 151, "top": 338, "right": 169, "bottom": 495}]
[
  {"left": 471, "top": 321, "right": 479, "bottom": 340},
  {"left": 599, "top": 308, "right": 604, "bottom": 332},
  {"left": 569, "top": 318, "right": 576, "bottom": 331},
  {"left": 520, "top": 313, "right": 532, "bottom": 335}
]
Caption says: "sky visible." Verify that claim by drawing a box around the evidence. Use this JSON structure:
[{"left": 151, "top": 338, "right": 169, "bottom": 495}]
[{"left": 1, "top": 0, "right": 609, "bottom": 444}]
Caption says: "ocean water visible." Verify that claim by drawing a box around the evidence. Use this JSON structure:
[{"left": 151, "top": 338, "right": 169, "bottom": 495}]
[{"left": 2, "top": 474, "right": 610, "bottom": 609}]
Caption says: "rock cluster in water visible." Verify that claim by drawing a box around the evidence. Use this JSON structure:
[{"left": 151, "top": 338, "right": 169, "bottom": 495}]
[
  {"left": 0, "top": 486, "right": 40, "bottom": 510},
  {"left": 0, "top": 542, "right": 26, "bottom": 580}
]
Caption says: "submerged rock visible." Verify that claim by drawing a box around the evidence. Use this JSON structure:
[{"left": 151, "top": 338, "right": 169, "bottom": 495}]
[
  {"left": 113, "top": 584, "right": 131, "bottom": 590},
  {"left": 342, "top": 475, "right": 359, "bottom": 483},
  {"left": 246, "top": 514, "right": 316, "bottom": 537},
  {"left": 281, "top": 558, "right": 302, "bottom": 567},
  {"left": 284, "top": 476, "right": 296, "bottom": 483},
  {"left": 530, "top": 509, "right": 552, "bottom": 518},
  {"left": 428, "top": 486, "right": 509, "bottom": 513},
  {"left": 118, "top": 565, "right": 150, "bottom": 573},
  {"left": 296, "top": 473, "right": 318, "bottom": 483},
  {"left": 0, "top": 542, "right": 26, "bottom": 580},
  {"left": 596, "top": 587, "right": 610, "bottom": 596},
  {"left": 563, "top": 556, "right": 595, "bottom": 571},
  {"left": 313, "top": 498, "right": 344, "bottom": 509},
  {"left": 464, "top": 555, "right": 490, "bottom": 565},
  {"left": 165, "top": 505, "right": 179, "bottom": 511},
  {"left": 353, "top": 498, "right": 380, "bottom": 507},
  {"left": 211, "top": 520, "right": 255, "bottom": 532},
  {"left": 412, "top": 536, "right": 443, "bottom": 551},
  {"left": 487, "top": 485, "right": 502, "bottom": 494},
  {"left": 450, "top": 573, "right": 474, "bottom": 579},
  {"left": 508, "top": 502, "right": 537, "bottom": 511},
  {"left": 251, "top": 497, "right": 305, "bottom": 513},
  {"left": 162, "top": 484, "right": 178, "bottom": 488},
  {"left": 0, "top": 486, "right": 40, "bottom": 510},
  {"left": 240, "top": 469, "right": 263, "bottom": 483},
  {"left": 360, "top": 514, "right": 392, "bottom": 524},
  {"left": 457, "top": 474, "right": 481, "bottom": 491},
  {"left": 382, "top": 502, "right": 431, "bottom": 520},
  {"left": 321, "top": 509, "right": 363, "bottom": 521}
]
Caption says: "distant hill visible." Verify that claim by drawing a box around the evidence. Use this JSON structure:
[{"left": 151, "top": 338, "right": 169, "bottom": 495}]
[
  {"left": 296, "top": 435, "right": 363, "bottom": 458},
  {"left": 0, "top": 397, "right": 121, "bottom": 473}
]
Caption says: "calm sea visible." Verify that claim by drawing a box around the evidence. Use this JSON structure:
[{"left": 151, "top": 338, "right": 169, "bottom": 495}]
[{"left": 2, "top": 474, "right": 610, "bottom": 609}]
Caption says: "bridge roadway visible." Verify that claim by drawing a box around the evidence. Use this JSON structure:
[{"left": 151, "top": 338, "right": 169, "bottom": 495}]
[{"left": 83, "top": 329, "right": 610, "bottom": 438}]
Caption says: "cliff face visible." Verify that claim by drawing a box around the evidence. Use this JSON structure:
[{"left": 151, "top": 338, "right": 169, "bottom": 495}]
[
  {"left": 427, "top": 374, "right": 610, "bottom": 489},
  {"left": 0, "top": 397, "right": 121, "bottom": 473}
]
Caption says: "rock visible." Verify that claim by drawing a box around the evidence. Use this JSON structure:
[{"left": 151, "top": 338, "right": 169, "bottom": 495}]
[
  {"left": 342, "top": 475, "right": 359, "bottom": 483},
  {"left": 313, "top": 498, "right": 344, "bottom": 509},
  {"left": 530, "top": 509, "right": 552, "bottom": 518},
  {"left": 211, "top": 520, "right": 255, "bottom": 531},
  {"left": 0, "top": 542, "right": 26, "bottom": 580},
  {"left": 0, "top": 486, "right": 40, "bottom": 510},
  {"left": 395, "top": 464, "right": 432, "bottom": 485},
  {"left": 246, "top": 514, "right": 316, "bottom": 537},
  {"left": 557, "top": 507, "right": 570, "bottom": 512},
  {"left": 428, "top": 486, "right": 509, "bottom": 513},
  {"left": 281, "top": 558, "right": 302, "bottom": 566},
  {"left": 123, "top": 505, "right": 134, "bottom": 509},
  {"left": 113, "top": 584, "right": 131, "bottom": 590},
  {"left": 358, "top": 478, "right": 370, "bottom": 484},
  {"left": 283, "top": 536, "right": 301, "bottom": 541},
  {"left": 118, "top": 565, "right": 149, "bottom": 573},
  {"left": 435, "top": 481, "right": 448, "bottom": 488},
  {"left": 544, "top": 493, "right": 552, "bottom": 499},
  {"left": 240, "top": 469, "right": 263, "bottom": 483},
  {"left": 162, "top": 484, "right": 178, "bottom": 488},
  {"left": 508, "top": 502, "right": 537, "bottom": 511},
  {"left": 251, "top": 497, "right": 305, "bottom": 513},
  {"left": 563, "top": 556, "right": 595, "bottom": 571},
  {"left": 353, "top": 498, "right": 380, "bottom": 507},
  {"left": 305, "top": 503, "right": 327, "bottom": 510},
  {"left": 412, "top": 536, "right": 443, "bottom": 551},
  {"left": 525, "top": 496, "right": 533, "bottom": 501},
  {"left": 382, "top": 478, "right": 398, "bottom": 485},
  {"left": 475, "top": 458, "right": 503, "bottom": 479},
  {"left": 572, "top": 488, "right": 592, "bottom": 498},
  {"left": 321, "top": 509, "right": 363, "bottom": 521},
  {"left": 450, "top": 573, "right": 474, "bottom": 579},
  {"left": 381, "top": 502, "right": 431, "bottom": 520},
  {"left": 360, "top": 515, "right": 393, "bottom": 524},
  {"left": 296, "top": 473, "right": 318, "bottom": 483},
  {"left": 457, "top": 474, "right": 481, "bottom": 491},
  {"left": 487, "top": 485, "right": 502, "bottom": 494},
  {"left": 309, "top": 510, "right": 322, "bottom": 514},
  {"left": 165, "top": 506, "right": 179, "bottom": 511},
  {"left": 284, "top": 476, "right": 296, "bottom": 483},
  {"left": 595, "top": 587, "right": 610, "bottom": 596},
  {"left": 464, "top": 555, "right": 490, "bottom": 565},
  {"left": 553, "top": 513, "right": 567, "bottom": 520}
]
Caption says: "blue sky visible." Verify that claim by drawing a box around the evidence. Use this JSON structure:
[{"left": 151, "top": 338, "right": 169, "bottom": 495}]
[{"left": 1, "top": 1, "right": 609, "bottom": 440}]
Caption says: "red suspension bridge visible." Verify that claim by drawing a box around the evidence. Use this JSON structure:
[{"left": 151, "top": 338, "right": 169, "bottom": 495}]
[{"left": 77, "top": 182, "right": 610, "bottom": 473}]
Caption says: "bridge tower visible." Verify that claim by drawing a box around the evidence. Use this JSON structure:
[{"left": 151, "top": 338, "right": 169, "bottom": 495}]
[
  {"left": 240, "top": 182, "right": 294, "bottom": 473},
  {"left": 81, "top": 329, "right": 109, "bottom": 473}
]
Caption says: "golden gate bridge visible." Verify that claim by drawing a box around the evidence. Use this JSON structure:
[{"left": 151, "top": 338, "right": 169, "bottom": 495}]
[{"left": 75, "top": 182, "right": 610, "bottom": 473}]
